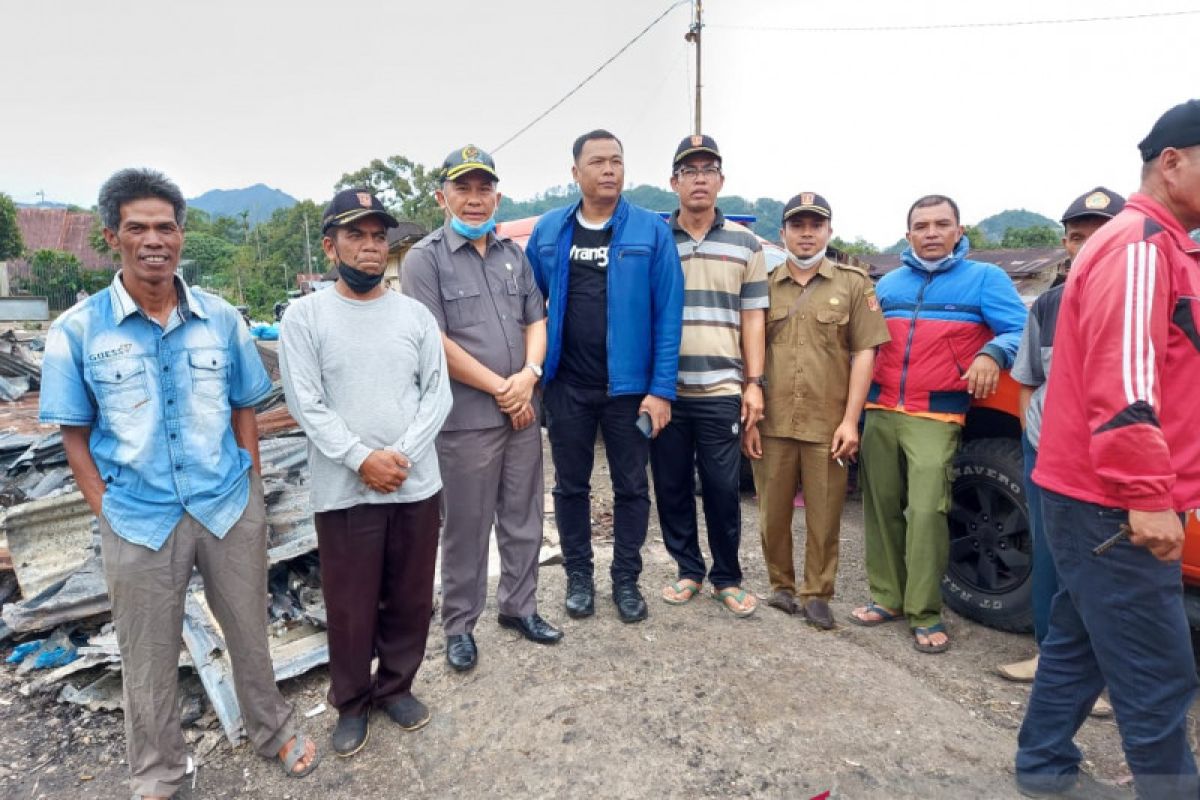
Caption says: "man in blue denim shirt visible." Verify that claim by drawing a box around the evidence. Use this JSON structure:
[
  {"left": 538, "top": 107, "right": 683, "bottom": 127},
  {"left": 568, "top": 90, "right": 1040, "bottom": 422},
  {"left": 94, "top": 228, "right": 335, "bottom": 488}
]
[{"left": 39, "top": 169, "right": 318, "bottom": 799}]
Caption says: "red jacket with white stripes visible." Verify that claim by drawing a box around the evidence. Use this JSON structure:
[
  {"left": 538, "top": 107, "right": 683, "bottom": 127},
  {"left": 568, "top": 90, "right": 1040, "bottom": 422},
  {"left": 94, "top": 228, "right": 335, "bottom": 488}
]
[{"left": 1033, "top": 193, "right": 1200, "bottom": 512}]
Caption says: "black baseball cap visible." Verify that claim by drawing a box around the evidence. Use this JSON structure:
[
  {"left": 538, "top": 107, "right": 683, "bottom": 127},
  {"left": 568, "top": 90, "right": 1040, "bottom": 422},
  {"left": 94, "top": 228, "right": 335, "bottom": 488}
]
[
  {"left": 442, "top": 144, "right": 500, "bottom": 182},
  {"left": 1138, "top": 99, "right": 1200, "bottom": 162},
  {"left": 1061, "top": 187, "right": 1125, "bottom": 224},
  {"left": 782, "top": 192, "right": 832, "bottom": 222},
  {"left": 673, "top": 134, "right": 721, "bottom": 167},
  {"left": 321, "top": 189, "right": 399, "bottom": 234}
]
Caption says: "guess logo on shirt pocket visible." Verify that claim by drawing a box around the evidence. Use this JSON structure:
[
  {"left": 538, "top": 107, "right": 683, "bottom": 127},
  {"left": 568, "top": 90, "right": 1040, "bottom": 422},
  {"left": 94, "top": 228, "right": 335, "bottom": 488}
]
[
  {"left": 1173, "top": 295, "right": 1200, "bottom": 353},
  {"left": 89, "top": 357, "right": 149, "bottom": 413}
]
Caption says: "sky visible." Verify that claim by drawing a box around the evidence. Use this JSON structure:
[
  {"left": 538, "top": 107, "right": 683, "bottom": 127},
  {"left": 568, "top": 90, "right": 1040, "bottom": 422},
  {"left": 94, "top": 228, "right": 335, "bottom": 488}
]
[{"left": 3, "top": 0, "right": 1197, "bottom": 247}]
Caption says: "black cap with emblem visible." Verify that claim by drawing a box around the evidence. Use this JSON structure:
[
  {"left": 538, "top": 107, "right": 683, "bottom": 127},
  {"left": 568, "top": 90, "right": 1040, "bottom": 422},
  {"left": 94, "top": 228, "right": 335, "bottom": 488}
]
[
  {"left": 1138, "top": 99, "right": 1200, "bottom": 162},
  {"left": 782, "top": 192, "right": 832, "bottom": 222},
  {"left": 673, "top": 133, "right": 721, "bottom": 167},
  {"left": 441, "top": 144, "right": 500, "bottom": 182},
  {"left": 1061, "top": 187, "right": 1126, "bottom": 224},
  {"left": 321, "top": 188, "right": 399, "bottom": 234}
]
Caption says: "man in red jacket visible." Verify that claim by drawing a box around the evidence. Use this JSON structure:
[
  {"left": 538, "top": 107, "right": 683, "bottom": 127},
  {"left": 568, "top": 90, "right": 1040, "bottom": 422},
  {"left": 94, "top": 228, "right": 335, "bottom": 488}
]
[{"left": 1015, "top": 99, "right": 1200, "bottom": 800}]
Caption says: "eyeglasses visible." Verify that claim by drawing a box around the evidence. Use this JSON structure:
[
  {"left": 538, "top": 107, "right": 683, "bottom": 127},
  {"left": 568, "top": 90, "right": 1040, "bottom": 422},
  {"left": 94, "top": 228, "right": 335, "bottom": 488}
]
[{"left": 675, "top": 165, "right": 722, "bottom": 180}]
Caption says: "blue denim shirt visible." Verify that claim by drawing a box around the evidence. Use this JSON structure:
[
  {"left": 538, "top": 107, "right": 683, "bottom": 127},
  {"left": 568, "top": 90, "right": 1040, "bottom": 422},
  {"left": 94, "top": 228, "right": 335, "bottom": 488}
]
[{"left": 39, "top": 272, "right": 272, "bottom": 550}]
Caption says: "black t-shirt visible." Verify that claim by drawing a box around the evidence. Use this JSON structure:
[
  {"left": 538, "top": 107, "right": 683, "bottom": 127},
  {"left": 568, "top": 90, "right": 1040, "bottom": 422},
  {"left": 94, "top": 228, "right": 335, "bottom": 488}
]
[{"left": 557, "top": 217, "right": 612, "bottom": 389}]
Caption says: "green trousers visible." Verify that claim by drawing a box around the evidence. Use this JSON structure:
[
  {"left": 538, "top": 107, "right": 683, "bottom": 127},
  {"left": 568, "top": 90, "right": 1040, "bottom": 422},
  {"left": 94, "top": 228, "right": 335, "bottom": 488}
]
[{"left": 859, "top": 409, "right": 961, "bottom": 628}]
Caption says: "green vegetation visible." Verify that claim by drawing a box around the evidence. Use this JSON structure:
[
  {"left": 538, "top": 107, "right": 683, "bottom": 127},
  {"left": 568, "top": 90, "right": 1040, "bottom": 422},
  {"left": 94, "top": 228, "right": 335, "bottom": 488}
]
[
  {"left": 336, "top": 155, "right": 442, "bottom": 231},
  {"left": 18, "top": 250, "right": 113, "bottom": 307},
  {"left": 0, "top": 193, "right": 23, "bottom": 262}
]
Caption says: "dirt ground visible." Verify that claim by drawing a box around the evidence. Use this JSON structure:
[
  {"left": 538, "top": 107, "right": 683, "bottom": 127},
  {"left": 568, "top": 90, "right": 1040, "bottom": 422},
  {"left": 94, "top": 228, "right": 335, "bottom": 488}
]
[{"left": 0, "top": 438, "right": 1163, "bottom": 799}]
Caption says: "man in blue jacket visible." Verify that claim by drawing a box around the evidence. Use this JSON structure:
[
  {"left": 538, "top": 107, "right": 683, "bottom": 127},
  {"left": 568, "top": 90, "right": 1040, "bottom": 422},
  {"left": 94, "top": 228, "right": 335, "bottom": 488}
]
[
  {"left": 850, "top": 195, "right": 1027, "bottom": 654},
  {"left": 527, "top": 129, "right": 684, "bottom": 623}
]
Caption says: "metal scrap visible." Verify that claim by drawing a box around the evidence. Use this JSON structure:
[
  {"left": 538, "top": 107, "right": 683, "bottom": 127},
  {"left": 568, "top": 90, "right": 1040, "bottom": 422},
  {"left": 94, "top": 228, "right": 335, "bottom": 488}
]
[{"left": 1, "top": 490, "right": 95, "bottom": 598}]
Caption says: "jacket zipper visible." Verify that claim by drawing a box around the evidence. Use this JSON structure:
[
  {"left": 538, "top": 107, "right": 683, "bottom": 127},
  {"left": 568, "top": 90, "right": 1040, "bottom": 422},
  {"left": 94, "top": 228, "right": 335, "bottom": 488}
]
[{"left": 897, "top": 269, "right": 934, "bottom": 408}]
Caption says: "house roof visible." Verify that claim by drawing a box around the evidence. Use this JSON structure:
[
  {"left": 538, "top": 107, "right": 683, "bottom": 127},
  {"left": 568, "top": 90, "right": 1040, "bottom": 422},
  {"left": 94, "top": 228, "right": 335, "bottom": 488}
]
[
  {"left": 860, "top": 246, "right": 1066, "bottom": 279},
  {"left": 387, "top": 221, "right": 427, "bottom": 251},
  {"left": 10, "top": 208, "right": 117, "bottom": 273}
]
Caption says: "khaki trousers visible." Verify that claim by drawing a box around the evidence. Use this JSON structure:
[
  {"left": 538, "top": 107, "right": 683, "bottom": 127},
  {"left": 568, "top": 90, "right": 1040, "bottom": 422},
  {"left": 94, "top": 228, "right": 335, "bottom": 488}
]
[
  {"left": 753, "top": 435, "right": 848, "bottom": 599},
  {"left": 100, "top": 474, "right": 294, "bottom": 799}
]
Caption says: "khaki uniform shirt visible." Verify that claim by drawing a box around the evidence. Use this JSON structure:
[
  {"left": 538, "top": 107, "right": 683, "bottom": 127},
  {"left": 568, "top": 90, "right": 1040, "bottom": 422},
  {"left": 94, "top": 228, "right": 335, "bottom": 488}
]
[
  {"left": 402, "top": 225, "right": 545, "bottom": 432},
  {"left": 760, "top": 256, "right": 890, "bottom": 442}
]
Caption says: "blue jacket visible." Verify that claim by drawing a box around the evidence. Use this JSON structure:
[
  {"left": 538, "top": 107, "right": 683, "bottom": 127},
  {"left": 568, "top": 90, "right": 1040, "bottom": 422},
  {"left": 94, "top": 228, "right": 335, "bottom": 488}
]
[
  {"left": 868, "top": 236, "right": 1027, "bottom": 415},
  {"left": 527, "top": 196, "right": 684, "bottom": 400}
]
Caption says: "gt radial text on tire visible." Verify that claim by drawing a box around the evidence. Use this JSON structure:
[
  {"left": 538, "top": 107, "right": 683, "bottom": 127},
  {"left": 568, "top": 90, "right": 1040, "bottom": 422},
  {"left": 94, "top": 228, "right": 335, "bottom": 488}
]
[{"left": 942, "top": 437, "right": 1034, "bottom": 633}]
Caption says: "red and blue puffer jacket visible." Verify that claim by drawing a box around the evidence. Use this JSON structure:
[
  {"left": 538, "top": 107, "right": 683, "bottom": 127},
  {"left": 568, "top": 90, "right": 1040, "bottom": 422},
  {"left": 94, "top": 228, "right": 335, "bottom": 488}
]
[{"left": 867, "top": 236, "right": 1027, "bottom": 417}]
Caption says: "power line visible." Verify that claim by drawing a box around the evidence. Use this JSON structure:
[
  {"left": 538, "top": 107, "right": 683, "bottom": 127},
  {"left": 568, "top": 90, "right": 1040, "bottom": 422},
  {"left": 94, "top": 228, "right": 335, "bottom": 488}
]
[
  {"left": 710, "top": 9, "right": 1200, "bottom": 33},
  {"left": 492, "top": 0, "right": 690, "bottom": 153}
]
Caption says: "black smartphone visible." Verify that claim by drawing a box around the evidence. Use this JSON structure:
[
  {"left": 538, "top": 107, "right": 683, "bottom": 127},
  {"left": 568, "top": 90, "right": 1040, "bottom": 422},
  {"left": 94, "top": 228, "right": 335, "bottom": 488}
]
[{"left": 635, "top": 411, "right": 653, "bottom": 438}]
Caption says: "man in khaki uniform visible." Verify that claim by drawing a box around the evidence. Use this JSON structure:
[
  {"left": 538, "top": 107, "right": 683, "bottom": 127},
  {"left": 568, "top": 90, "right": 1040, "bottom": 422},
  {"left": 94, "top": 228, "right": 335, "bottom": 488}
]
[{"left": 743, "top": 193, "right": 889, "bottom": 629}]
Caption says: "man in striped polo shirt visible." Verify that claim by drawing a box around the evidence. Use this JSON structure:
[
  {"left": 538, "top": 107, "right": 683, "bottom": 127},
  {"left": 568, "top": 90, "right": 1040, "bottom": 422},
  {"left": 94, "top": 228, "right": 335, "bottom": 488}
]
[{"left": 651, "top": 134, "right": 767, "bottom": 617}]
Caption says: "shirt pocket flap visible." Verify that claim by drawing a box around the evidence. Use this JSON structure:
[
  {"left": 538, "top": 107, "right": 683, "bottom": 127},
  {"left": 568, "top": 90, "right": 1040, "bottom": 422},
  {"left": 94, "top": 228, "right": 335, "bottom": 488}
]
[
  {"left": 91, "top": 358, "right": 145, "bottom": 384},
  {"left": 768, "top": 305, "right": 791, "bottom": 323},
  {"left": 188, "top": 349, "right": 229, "bottom": 372},
  {"left": 440, "top": 283, "right": 483, "bottom": 302},
  {"left": 816, "top": 310, "right": 849, "bottom": 325}
]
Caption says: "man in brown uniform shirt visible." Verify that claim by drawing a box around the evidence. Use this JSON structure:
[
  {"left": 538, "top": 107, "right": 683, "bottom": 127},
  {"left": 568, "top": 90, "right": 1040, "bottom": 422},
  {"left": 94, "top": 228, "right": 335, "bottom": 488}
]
[{"left": 743, "top": 193, "right": 889, "bottom": 629}]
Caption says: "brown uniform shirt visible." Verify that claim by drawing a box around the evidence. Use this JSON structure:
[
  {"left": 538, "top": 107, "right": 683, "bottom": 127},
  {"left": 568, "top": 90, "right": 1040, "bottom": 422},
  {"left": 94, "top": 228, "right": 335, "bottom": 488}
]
[
  {"left": 760, "top": 256, "right": 890, "bottom": 443},
  {"left": 402, "top": 225, "right": 545, "bottom": 432}
]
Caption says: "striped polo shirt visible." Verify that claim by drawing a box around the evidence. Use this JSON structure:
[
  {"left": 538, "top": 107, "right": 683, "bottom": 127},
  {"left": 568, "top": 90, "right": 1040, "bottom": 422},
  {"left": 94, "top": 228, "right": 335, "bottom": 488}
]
[{"left": 670, "top": 209, "right": 769, "bottom": 397}]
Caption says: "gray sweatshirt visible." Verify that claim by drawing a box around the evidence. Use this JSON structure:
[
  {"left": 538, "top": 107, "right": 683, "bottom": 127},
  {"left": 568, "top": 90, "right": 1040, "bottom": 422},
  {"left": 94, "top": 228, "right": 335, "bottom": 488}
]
[{"left": 279, "top": 287, "right": 451, "bottom": 512}]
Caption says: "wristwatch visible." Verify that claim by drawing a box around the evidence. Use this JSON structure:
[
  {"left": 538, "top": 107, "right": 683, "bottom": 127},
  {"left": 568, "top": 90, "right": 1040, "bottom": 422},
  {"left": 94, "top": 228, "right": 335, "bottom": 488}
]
[
  {"left": 525, "top": 363, "right": 544, "bottom": 380},
  {"left": 744, "top": 375, "right": 766, "bottom": 387}
]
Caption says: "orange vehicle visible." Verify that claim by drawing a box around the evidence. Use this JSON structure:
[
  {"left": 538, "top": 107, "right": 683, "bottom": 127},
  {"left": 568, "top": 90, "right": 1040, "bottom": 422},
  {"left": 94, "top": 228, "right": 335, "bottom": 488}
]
[{"left": 494, "top": 214, "right": 1200, "bottom": 634}]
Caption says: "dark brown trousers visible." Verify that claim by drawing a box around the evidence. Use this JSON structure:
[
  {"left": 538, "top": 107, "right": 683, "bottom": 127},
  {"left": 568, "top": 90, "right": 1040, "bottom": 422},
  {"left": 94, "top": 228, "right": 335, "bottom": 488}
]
[{"left": 314, "top": 493, "right": 441, "bottom": 717}]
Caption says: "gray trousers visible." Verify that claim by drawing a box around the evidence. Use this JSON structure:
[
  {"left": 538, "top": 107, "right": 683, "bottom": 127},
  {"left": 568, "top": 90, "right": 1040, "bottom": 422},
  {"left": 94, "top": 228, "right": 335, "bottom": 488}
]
[
  {"left": 99, "top": 474, "right": 294, "bottom": 799},
  {"left": 437, "top": 423, "right": 543, "bottom": 635}
]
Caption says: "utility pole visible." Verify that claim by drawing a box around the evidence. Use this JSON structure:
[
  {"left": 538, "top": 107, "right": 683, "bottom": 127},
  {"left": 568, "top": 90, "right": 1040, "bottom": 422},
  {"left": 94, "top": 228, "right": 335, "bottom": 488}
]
[{"left": 685, "top": 0, "right": 703, "bottom": 134}]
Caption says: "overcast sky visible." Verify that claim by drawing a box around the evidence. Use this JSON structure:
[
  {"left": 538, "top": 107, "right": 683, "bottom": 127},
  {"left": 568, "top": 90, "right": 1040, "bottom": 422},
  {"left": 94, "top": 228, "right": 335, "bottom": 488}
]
[{"left": 3, "top": 0, "right": 1196, "bottom": 246}]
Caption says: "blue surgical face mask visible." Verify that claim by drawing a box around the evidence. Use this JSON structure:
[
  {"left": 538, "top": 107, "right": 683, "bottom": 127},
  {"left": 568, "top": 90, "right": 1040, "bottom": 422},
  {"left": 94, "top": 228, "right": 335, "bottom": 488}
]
[{"left": 448, "top": 211, "right": 496, "bottom": 241}]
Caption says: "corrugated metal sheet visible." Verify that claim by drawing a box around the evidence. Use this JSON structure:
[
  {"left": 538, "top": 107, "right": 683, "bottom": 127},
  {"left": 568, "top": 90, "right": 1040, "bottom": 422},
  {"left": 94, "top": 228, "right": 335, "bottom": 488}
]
[{"left": 1, "top": 490, "right": 94, "bottom": 597}]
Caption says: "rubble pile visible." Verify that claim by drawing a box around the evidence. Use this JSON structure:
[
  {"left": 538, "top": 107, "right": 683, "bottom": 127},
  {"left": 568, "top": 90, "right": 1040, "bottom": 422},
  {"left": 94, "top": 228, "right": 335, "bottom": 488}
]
[
  {"left": 0, "top": 329, "right": 43, "bottom": 403},
  {"left": 0, "top": 378, "right": 325, "bottom": 746}
]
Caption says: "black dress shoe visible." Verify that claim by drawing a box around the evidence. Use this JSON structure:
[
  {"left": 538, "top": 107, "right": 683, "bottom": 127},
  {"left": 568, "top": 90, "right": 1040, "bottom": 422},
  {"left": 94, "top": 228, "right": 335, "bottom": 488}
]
[
  {"left": 332, "top": 713, "right": 369, "bottom": 757},
  {"left": 498, "top": 612, "right": 564, "bottom": 644},
  {"left": 383, "top": 693, "right": 430, "bottom": 730},
  {"left": 802, "top": 598, "right": 836, "bottom": 630},
  {"left": 612, "top": 581, "right": 648, "bottom": 623},
  {"left": 446, "top": 633, "right": 477, "bottom": 672},
  {"left": 564, "top": 572, "right": 595, "bottom": 618}
]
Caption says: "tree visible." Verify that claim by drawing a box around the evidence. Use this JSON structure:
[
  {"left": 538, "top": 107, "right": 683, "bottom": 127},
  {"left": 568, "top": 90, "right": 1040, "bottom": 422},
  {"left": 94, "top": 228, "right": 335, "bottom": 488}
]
[
  {"left": 336, "top": 155, "right": 443, "bottom": 230},
  {"left": 0, "top": 193, "right": 22, "bottom": 261},
  {"left": 830, "top": 236, "right": 880, "bottom": 256},
  {"left": 1000, "top": 225, "right": 1061, "bottom": 248},
  {"left": 963, "top": 225, "right": 995, "bottom": 251}
]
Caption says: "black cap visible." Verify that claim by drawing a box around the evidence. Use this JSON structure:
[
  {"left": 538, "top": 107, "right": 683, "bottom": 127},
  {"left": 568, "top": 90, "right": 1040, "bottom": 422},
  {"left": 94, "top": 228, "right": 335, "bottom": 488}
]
[
  {"left": 1138, "top": 99, "right": 1200, "bottom": 162},
  {"left": 441, "top": 144, "right": 499, "bottom": 182},
  {"left": 1061, "top": 187, "right": 1126, "bottom": 224},
  {"left": 782, "top": 192, "right": 832, "bottom": 222},
  {"left": 673, "top": 134, "right": 721, "bottom": 167},
  {"left": 321, "top": 189, "right": 399, "bottom": 234}
]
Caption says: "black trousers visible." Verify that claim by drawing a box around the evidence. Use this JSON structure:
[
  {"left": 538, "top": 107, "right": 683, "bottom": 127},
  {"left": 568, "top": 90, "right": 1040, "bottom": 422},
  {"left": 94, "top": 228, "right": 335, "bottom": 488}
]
[
  {"left": 649, "top": 395, "right": 743, "bottom": 587},
  {"left": 314, "top": 494, "right": 441, "bottom": 717},
  {"left": 543, "top": 380, "right": 650, "bottom": 583}
]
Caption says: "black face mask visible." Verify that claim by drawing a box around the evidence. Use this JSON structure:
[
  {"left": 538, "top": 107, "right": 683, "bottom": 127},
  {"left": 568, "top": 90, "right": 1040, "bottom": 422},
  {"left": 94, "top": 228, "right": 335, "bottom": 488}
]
[{"left": 336, "top": 262, "right": 384, "bottom": 294}]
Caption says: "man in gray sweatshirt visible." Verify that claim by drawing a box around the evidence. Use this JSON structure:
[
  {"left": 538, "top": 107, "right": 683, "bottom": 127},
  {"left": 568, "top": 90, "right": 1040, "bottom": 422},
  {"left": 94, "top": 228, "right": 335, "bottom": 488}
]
[{"left": 280, "top": 188, "right": 451, "bottom": 758}]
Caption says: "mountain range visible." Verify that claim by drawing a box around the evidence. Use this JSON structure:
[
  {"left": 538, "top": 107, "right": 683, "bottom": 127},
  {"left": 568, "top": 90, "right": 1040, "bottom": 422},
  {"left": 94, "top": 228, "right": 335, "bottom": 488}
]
[{"left": 187, "top": 184, "right": 297, "bottom": 226}]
